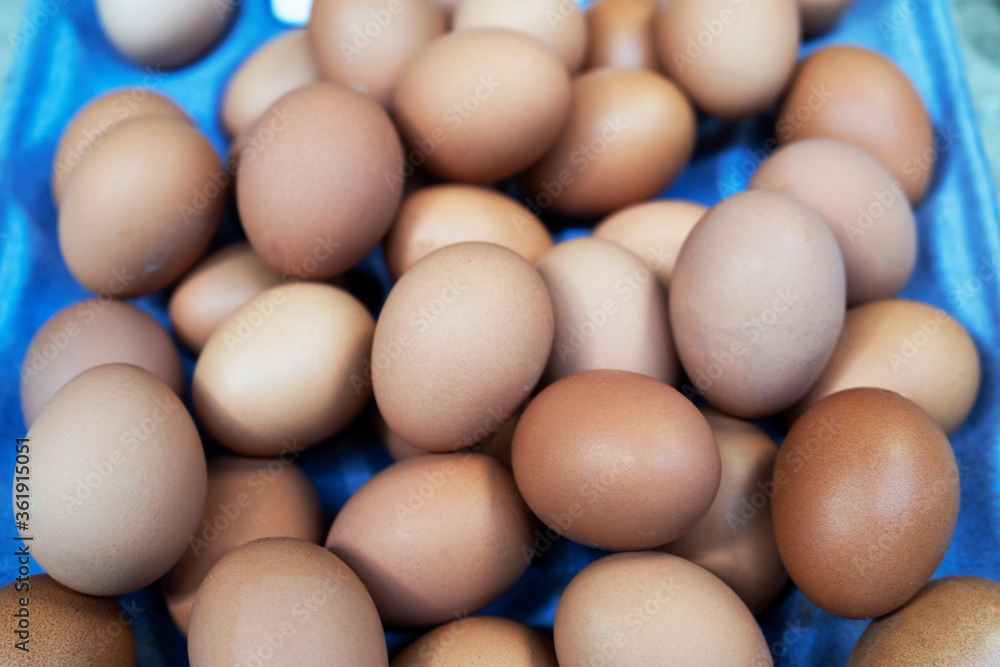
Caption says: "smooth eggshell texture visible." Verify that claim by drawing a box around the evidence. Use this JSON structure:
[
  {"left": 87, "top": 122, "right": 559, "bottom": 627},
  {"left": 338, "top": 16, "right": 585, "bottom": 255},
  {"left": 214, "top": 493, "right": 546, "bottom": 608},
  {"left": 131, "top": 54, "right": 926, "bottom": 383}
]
[
  {"left": 325, "top": 454, "right": 535, "bottom": 627},
  {"left": 512, "top": 369, "right": 720, "bottom": 551},
  {"left": 554, "top": 552, "right": 773, "bottom": 666},
  {"left": 772, "top": 388, "right": 961, "bottom": 619},
  {"left": 797, "top": 0, "right": 855, "bottom": 35},
  {"left": 669, "top": 189, "right": 846, "bottom": 418},
  {"left": 391, "top": 616, "right": 558, "bottom": 666},
  {"left": 586, "top": 0, "right": 659, "bottom": 71},
  {"left": 23, "top": 364, "right": 207, "bottom": 596},
  {"left": 372, "top": 242, "right": 553, "bottom": 452},
  {"left": 375, "top": 405, "right": 519, "bottom": 467},
  {"left": 188, "top": 538, "right": 387, "bottom": 666}
]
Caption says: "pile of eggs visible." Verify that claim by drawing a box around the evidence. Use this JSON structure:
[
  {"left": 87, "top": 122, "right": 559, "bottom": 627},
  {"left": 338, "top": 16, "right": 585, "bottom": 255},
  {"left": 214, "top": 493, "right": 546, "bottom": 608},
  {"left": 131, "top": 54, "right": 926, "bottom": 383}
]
[{"left": 5, "top": 0, "right": 998, "bottom": 664}]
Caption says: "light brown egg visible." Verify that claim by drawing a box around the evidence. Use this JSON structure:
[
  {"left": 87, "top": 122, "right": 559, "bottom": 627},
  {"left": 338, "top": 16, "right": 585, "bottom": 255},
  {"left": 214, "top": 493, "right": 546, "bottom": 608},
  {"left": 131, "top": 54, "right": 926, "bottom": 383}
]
[
  {"left": 383, "top": 185, "right": 553, "bottom": 280},
  {"left": 391, "top": 616, "right": 558, "bottom": 666},
  {"left": 58, "top": 117, "right": 224, "bottom": 297},
  {"left": 535, "top": 238, "right": 679, "bottom": 385},
  {"left": 655, "top": 0, "right": 800, "bottom": 119},
  {"left": 236, "top": 83, "right": 403, "bottom": 279},
  {"left": 847, "top": 576, "right": 1000, "bottom": 665},
  {"left": 392, "top": 28, "right": 571, "bottom": 183},
  {"left": 52, "top": 89, "right": 189, "bottom": 204},
  {"left": 661, "top": 408, "right": 787, "bottom": 614},
  {"left": 797, "top": 0, "right": 855, "bottom": 35},
  {"left": 375, "top": 406, "right": 520, "bottom": 466},
  {"left": 789, "top": 299, "right": 981, "bottom": 434},
  {"left": 221, "top": 31, "right": 320, "bottom": 138},
  {"left": 168, "top": 243, "right": 284, "bottom": 353},
  {"left": 193, "top": 283, "right": 374, "bottom": 456},
  {"left": 161, "top": 455, "right": 325, "bottom": 637},
  {"left": 188, "top": 537, "right": 387, "bottom": 666},
  {"left": 372, "top": 242, "right": 553, "bottom": 452},
  {"left": 23, "top": 363, "right": 207, "bottom": 596},
  {"left": 669, "top": 189, "right": 846, "bottom": 418},
  {"left": 512, "top": 370, "right": 720, "bottom": 551},
  {"left": 0, "top": 575, "right": 137, "bottom": 666},
  {"left": 554, "top": 552, "right": 773, "bottom": 666},
  {"left": 452, "top": 0, "right": 588, "bottom": 73},
  {"left": 20, "top": 299, "right": 183, "bottom": 428},
  {"left": 777, "top": 45, "right": 935, "bottom": 205},
  {"left": 519, "top": 68, "right": 695, "bottom": 216},
  {"left": 591, "top": 199, "right": 706, "bottom": 287},
  {"left": 772, "top": 388, "right": 960, "bottom": 619},
  {"left": 750, "top": 139, "right": 917, "bottom": 305},
  {"left": 325, "top": 454, "right": 535, "bottom": 627},
  {"left": 586, "top": 0, "right": 659, "bottom": 71}
]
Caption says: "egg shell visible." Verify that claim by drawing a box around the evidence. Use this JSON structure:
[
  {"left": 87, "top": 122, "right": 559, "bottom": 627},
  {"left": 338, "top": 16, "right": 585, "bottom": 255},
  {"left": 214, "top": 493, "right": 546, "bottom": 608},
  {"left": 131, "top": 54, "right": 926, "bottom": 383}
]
[
  {"left": 325, "top": 454, "right": 535, "bottom": 627},
  {"left": 374, "top": 405, "right": 519, "bottom": 466},
  {"left": 586, "top": 0, "right": 659, "bottom": 71},
  {"left": 512, "top": 369, "right": 720, "bottom": 551},
  {"left": 772, "top": 388, "right": 961, "bottom": 619},
  {"left": 777, "top": 45, "right": 935, "bottom": 205},
  {"left": 372, "top": 242, "right": 553, "bottom": 452},
  {"left": 392, "top": 28, "right": 571, "bottom": 183},
  {"left": 188, "top": 537, "right": 387, "bottom": 666},
  {"left": 669, "top": 189, "right": 846, "bottom": 418},
  {"left": 554, "top": 552, "right": 773, "bottom": 666},
  {"left": 391, "top": 616, "right": 558, "bottom": 666},
  {"left": 519, "top": 68, "right": 696, "bottom": 216},
  {"left": 797, "top": 0, "right": 855, "bottom": 35},
  {"left": 23, "top": 363, "right": 207, "bottom": 596}
]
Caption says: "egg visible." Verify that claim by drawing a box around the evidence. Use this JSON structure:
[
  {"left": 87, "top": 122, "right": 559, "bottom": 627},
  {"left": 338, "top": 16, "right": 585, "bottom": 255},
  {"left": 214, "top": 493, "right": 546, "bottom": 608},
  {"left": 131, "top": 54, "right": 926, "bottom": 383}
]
[
  {"left": 372, "top": 242, "right": 553, "bottom": 452},
  {"left": 512, "top": 369, "right": 720, "bottom": 551},
  {"left": 669, "top": 189, "right": 846, "bottom": 418},
  {"left": 193, "top": 283, "right": 374, "bottom": 456},
  {"left": 391, "top": 616, "right": 558, "bottom": 666},
  {"left": 519, "top": 68, "right": 696, "bottom": 216},
  {"left": 375, "top": 405, "right": 520, "bottom": 466},
  {"left": 772, "top": 388, "right": 961, "bottom": 619},
  {"left": 789, "top": 299, "right": 981, "bottom": 434},
  {"left": 383, "top": 184, "right": 553, "bottom": 280},
  {"left": 655, "top": 0, "right": 799, "bottom": 119},
  {"left": 325, "top": 454, "right": 535, "bottom": 626},
  {"left": 554, "top": 552, "right": 773, "bottom": 666},
  {"left": 23, "top": 363, "right": 207, "bottom": 596},
  {"left": 661, "top": 408, "right": 788, "bottom": 614},
  {"left": 586, "top": 0, "right": 659, "bottom": 71},
  {"left": 392, "top": 28, "right": 571, "bottom": 183},
  {"left": 188, "top": 537, "right": 387, "bottom": 666},
  {"left": 535, "top": 238, "right": 679, "bottom": 385},
  {"left": 797, "top": 0, "right": 855, "bottom": 35},
  {"left": 20, "top": 299, "right": 183, "bottom": 428},
  {"left": 777, "top": 45, "right": 935, "bottom": 205}
]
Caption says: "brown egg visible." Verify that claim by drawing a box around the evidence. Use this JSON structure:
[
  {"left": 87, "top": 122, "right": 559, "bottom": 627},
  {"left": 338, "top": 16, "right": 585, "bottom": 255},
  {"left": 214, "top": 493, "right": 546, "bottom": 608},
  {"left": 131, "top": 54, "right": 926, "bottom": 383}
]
[
  {"left": 512, "top": 370, "right": 720, "bottom": 551},
  {"left": 372, "top": 242, "right": 553, "bottom": 452},
  {"left": 161, "top": 455, "right": 325, "bottom": 637},
  {"left": 661, "top": 409, "right": 787, "bottom": 614},
  {"left": 325, "top": 454, "right": 535, "bottom": 627},
  {"left": 58, "top": 117, "right": 224, "bottom": 297},
  {"left": 52, "top": 89, "right": 189, "bottom": 204},
  {"left": 221, "top": 31, "right": 320, "bottom": 138},
  {"left": 777, "top": 46, "right": 935, "bottom": 205},
  {"left": 392, "top": 616, "right": 558, "bottom": 666},
  {"left": 797, "top": 0, "right": 855, "bottom": 35},
  {"left": 655, "top": 0, "right": 799, "bottom": 119},
  {"left": 392, "top": 28, "right": 571, "bottom": 183},
  {"left": 452, "top": 0, "right": 589, "bottom": 73},
  {"left": 535, "top": 238, "right": 679, "bottom": 385},
  {"left": 591, "top": 199, "right": 706, "bottom": 287},
  {"left": 375, "top": 405, "right": 520, "bottom": 466},
  {"left": 0, "top": 574, "right": 137, "bottom": 666},
  {"left": 168, "top": 243, "right": 284, "bottom": 352},
  {"left": 669, "top": 189, "right": 846, "bottom": 418},
  {"left": 789, "top": 299, "right": 981, "bottom": 434},
  {"left": 772, "top": 388, "right": 961, "bottom": 619},
  {"left": 24, "top": 363, "right": 207, "bottom": 596},
  {"left": 519, "top": 68, "right": 695, "bottom": 216},
  {"left": 384, "top": 185, "right": 553, "bottom": 280},
  {"left": 586, "top": 0, "right": 659, "bottom": 71},
  {"left": 19, "top": 299, "right": 183, "bottom": 428},
  {"left": 554, "top": 552, "right": 773, "bottom": 666},
  {"left": 237, "top": 83, "right": 403, "bottom": 279},
  {"left": 188, "top": 537, "right": 387, "bottom": 666},
  {"left": 750, "top": 139, "right": 917, "bottom": 305},
  {"left": 847, "top": 576, "right": 1000, "bottom": 665},
  {"left": 193, "top": 283, "right": 374, "bottom": 456}
]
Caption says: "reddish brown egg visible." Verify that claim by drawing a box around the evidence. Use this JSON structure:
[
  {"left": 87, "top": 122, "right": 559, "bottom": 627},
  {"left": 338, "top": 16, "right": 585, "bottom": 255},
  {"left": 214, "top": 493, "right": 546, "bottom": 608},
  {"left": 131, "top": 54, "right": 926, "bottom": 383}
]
[
  {"left": 586, "top": 0, "right": 659, "bottom": 71},
  {"left": 391, "top": 616, "right": 558, "bottom": 666},
  {"left": 797, "top": 0, "right": 855, "bottom": 35}
]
